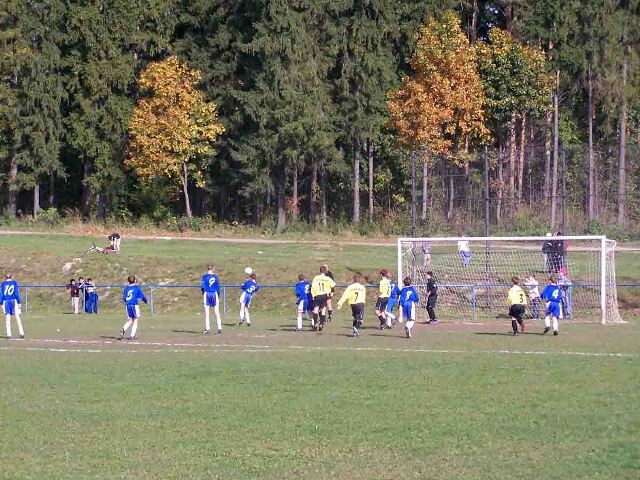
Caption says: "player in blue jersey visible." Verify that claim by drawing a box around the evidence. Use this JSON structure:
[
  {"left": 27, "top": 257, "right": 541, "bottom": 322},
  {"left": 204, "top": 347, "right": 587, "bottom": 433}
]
[
  {"left": 399, "top": 276, "right": 419, "bottom": 339},
  {"left": 239, "top": 272, "right": 260, "bottom": 326},
  {"left": 201, "top": 264, "right": 222, "bottom": 334},
  {"left": 384, "top": 272, "right": 400, "bottom": 328},
  {"left": 84, "top": 278, "right": 98, "bottom": 314},
  {"left": 540, "top": 275, "right": 562, "bottom": 336},
  {"left": 119, "top": 275, "right": 147, "bottom": 340},
  {"left": 294, "top": 273, "right": 312, "bottom": 331},
  {"left": 1, "top": 273, "right": 24, "bottom": 339}
]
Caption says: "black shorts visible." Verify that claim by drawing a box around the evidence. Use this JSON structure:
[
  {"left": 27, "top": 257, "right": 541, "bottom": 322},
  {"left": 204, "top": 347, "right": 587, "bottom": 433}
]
[
  {"left": 375, "top": 297, "right": 389, "bottom": 312},
  {"left": 427, "top": 295, "right": 437, "bottom": 308},
  {"left": 351, "top": 303, "right": 365, "bottom": 321},
  {"left": 509, "top": 304, "right": 526, "bottom": 321},
  {"left": 313, "top": 294, "right": 328, "bottom": 310}
]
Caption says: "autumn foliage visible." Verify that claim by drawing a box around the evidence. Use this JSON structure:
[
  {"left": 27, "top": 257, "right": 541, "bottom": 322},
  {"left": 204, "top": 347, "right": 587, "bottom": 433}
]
[
  {"left": 126, "top": 56, "right": 224, "bottom": 216},
  {"left": 387, "top": 11, "right": 488, "bottom": 154}
]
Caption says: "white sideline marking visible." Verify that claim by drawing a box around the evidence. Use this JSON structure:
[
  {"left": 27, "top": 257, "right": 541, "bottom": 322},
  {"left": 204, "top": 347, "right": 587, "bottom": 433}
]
[{"left": 0, "top": 338, "right": 633, "bottom": 358}]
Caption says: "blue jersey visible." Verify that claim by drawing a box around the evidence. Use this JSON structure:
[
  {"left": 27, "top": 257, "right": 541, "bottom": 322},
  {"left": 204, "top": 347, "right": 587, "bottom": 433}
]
[
  {"left": 241, "top": 280, "right": 260, "bottom": 296},
  {"left": 390, "top": 282, "right": 400, "bottom": 299},
  {"left": 0, "top": 280, "right": 21, "bottom": 304},
  {"left": 540, "top": 285, "right": 562, "bottom": 303},
  {"left": 399, "top": 286, "right": 419, "bottom": 305},
  {"left": 123, "top": 285, "right": 147, "bottom": 306},
  {"left": 295, "top": 281, "right": 311, "bottom": 303},
  {"left": 201, "top": 273, "right": 220, "bottom": 294}
]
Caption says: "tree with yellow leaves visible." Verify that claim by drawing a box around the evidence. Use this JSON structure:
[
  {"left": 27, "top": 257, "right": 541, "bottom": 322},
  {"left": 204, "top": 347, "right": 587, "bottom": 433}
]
[
  {"left": 126, "top": 56, "right": 224, "bottom": 217},
  {"left": 387, "top": 11, "right": 488, "bottom": 155}
]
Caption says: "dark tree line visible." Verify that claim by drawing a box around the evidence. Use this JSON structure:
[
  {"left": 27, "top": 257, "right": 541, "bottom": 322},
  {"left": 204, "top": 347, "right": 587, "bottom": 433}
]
[{"left": 1, "top": 1, "right": 639, "bottom": 233}]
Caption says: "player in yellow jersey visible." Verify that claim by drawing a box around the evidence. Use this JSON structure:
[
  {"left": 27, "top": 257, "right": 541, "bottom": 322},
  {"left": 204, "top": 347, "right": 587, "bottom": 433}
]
[
  {"left": 311, "top": 265, "right": 336, "bottom": 331},
  {"left": 507, "top": 276, "right": 528, "bottom": 336},
  {"left": 375, "top": 269, "right": 392, "bottom": 329},
  {"left": 337, "top": 273, "right": 367, "bottom": 336}
]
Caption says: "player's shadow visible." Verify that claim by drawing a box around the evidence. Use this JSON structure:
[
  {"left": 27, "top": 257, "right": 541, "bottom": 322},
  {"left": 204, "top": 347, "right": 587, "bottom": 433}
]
[
  {"left": 172, "top": 329, "right": 202, "bottom": 335},
  {"left": 268, "top": 327, "right": 298, "bottom": 332},
  {"left": 99, "top": 335, "right": 121, "bottom": 340}
]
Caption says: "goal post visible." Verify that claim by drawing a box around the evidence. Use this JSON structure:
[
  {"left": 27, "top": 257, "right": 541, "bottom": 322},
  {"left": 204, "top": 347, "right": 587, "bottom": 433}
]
[{"left": 397, "top": 235, "right": 623, "bottom": 325}]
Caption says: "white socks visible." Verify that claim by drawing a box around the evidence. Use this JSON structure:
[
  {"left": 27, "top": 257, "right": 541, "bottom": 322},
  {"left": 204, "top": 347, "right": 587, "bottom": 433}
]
[
  {"left": 130, "top": 319, "right": 138, "bottom": 338},
  {"left": 296, "top": 313, "right": 303, "bottom": 330},
  {"left": 544, "top": 315, "right": 559, "bottom": 332},
  {"left": 239, "top": 305, "right": 245, "bottom": 322},
  {"left": 6, "top": 314, "right": 24, "bottom": 337},
  {"left": 205, "top": 306, "right": 211, "bottom": 331}
]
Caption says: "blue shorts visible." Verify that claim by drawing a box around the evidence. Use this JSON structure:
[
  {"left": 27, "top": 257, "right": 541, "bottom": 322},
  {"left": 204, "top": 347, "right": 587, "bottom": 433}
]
[
  {"left": 386, "top": 297, "right": 397, "bottom": 313},
  {"left": 240, "top": 292, "right": 253, "bottom": 307},
  {"left": 545, "top": 301, "right": 561, "bottom": 318},
  {"left": 3, "top": 299, "right": 17, "bottom": 315},
  {"left": 402, "top": 302, "right": 416, "bottom": 321},
  {"left": 126, "top": 304, "right": 140, "bottom": 319},
  {"left": 297, "top": 298, "right": 309, "bottom": 314},
  {"left": 204, "top": 292, "right": 218, "bottom": 307}
]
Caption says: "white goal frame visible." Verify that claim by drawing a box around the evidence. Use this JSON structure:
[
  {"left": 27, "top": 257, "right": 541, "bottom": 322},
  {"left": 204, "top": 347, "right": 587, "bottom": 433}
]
[{"left": 397, "top": 235, "right": 617, "bottom": 325}]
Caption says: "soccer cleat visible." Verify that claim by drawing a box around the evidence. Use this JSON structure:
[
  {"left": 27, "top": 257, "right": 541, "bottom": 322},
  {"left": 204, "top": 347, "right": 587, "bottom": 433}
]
[
  {"left": 246, "top": 322, "right": 251, "bottom": 327},
  {"left": 127, "top": 336, "right": 137, "bottom": 341},
  {"left": 19, "top": 335, "right": 25, "bottom": 339},
  {"left": 119, "top": 328, "right": 126, "bottom": 340},
  {"left": 512, "top": 331, "right": 518, "bottom": 336},
  {"left": 238, "top": 320, "right": 244, "bottom": 326},
  {"left": 553, "top": 330, "right": 559, "bottom": 336},
  {"left": 542, "top": 327, "right": 550, "bottom": 334},
  {"left": 203, "top": 329, "right": 211, "bottom": 335},
  {"left": 217, "top": 329, "right": 222, "bottom": 334}
]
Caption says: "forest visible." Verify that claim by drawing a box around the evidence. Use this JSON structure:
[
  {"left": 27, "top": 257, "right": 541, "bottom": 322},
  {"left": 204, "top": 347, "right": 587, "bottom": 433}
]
[{"left": 1, "top": 1, "right": 639, "bottom": 235}]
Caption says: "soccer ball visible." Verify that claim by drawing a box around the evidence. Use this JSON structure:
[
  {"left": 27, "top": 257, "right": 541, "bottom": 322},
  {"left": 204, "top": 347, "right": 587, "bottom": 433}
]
[{"left": 244, "top": 267, "right": 253, "bottom": 275}]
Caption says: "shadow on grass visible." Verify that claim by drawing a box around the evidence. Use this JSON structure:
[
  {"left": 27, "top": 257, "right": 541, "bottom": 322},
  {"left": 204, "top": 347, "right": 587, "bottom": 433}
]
[
  {"left": 99, "top": 335, "right": 121, "bottom": 340},
  {"left": 172, "top": 329, "right": 202, "bottom": 335}
]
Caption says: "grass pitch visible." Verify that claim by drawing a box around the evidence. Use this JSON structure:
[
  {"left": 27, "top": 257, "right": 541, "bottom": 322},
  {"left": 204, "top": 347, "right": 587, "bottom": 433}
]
[{"left": 0, "top": 233, "right": 638, "bottom": 479}]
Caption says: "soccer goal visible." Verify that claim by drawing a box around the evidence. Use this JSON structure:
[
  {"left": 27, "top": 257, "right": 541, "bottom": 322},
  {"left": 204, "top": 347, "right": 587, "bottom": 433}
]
[{"left": 397, "top": 236, "right": 623, "bottom": 325}]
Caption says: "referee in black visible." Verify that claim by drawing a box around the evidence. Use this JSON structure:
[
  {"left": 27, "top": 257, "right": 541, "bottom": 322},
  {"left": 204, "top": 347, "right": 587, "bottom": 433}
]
[{"left": 426, "top": 271, "right": 438, "bottom": 324}]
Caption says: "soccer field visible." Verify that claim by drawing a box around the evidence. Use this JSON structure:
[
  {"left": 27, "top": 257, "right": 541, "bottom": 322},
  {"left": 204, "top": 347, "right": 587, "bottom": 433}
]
[{"left": 0, "top": 233, "right": 639, "bottom": 479}]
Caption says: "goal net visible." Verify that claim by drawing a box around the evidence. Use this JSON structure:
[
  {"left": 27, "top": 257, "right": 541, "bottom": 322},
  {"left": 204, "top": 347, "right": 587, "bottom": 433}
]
[{"left": 397, "top": 236, "right": 623, "bottom": 325}]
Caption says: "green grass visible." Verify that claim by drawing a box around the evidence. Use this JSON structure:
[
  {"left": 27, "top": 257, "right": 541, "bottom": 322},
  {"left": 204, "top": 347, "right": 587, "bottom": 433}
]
[{"left": 0, "top": 233, "right": 639, "bottom": 479}]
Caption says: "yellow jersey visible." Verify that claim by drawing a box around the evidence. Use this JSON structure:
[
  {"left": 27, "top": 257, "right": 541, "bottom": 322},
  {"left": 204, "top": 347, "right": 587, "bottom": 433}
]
[
  {"left": 378, "top": 278, "right": 391, "bottom": 298},
  {"left": 507, "top": 285, "right": 527, "bottom": 305},
  {"left": 337, "top": 283, "right": 366, "bottom": 307},
  {"left": 311, "top": 274, "right": 336, "bottom": 297}
]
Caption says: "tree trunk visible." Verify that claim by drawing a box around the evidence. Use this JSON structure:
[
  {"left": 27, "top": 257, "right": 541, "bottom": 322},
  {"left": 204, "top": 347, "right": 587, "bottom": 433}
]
[
  {"left": 310, "top": 161, "right": 317, "bottom": 222},
  {"left": 470, "top": 0, "right": 478, "bottom": 42},
  {"left": 33, "top": 180, "right": 40, "bottom": 217},
  {"left": 587, "top": 68, "right": 596, "bottom": 220},
  {"left": 49, "top": 172, "right": 56, "bottom": 208},
  {"left": 496, "top": 146, "right": 504, "bottom": 223},
  {"left": 367, "top": 137, "right": 373, "bottom": 223},
  {"left": 321, "top": 161, "right": 327, "bottom": 227},
  {"left": 617, "top": 46, "right": 628, "bottom": 226},
  {"left": 8, "top": 151, "right": 18, "bottom": 217},
  {"left": 509, "top": 114, "right": 517, "bottom": 213},
  {"left": 353, "top": 135, "right": 360, "bottom": 223},
  {"left": 181, "top": 162, "right": 193, "bottom": 218},
  {"left": 276, "top": 167, "right": 286, "bottom": 233},
  {"left": 292, "top": 164, "right": 298, "bottom": 222},
  {"left": 447, "top": 169, "right": 454, "bottom": 221},
  {"left": 81, "top": 158, "right": 92, "bottom": 218},
  {"left": 543, "top": 109, "right": 552, "bottom": 202},
  {"left": 528, "top": 119, "right": 535, "bottom": 208},
  {"left": 421, "top": 152, "right": 428, "bottom": 220},
  {"left": 550, "top": 72, "right": 560, "bottom": 229},
  {"left": 517, "top": 115, "right": 526, "bottom": 204}
]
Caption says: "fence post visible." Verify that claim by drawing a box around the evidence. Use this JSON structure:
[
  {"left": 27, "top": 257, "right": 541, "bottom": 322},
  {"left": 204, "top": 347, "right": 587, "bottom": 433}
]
[
  {"left": 223, "top": 287, "right": 227, "bottom": 315},
  {"left": 150, "top": 287, "right": 155, "bottom": 317},
  {"left": 24, "top": 286, "right": 29, "bottom": 314},
  {"left": 471, "top": 286, "right": 477, "bottom": 322}
]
